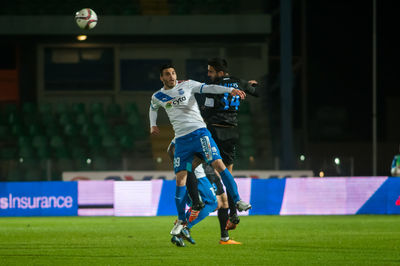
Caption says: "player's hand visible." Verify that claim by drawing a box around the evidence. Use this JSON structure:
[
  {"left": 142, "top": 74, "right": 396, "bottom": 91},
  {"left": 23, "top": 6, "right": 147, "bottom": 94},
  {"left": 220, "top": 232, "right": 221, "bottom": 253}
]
[
  {"left": 150, "top": 126, "right": 160, "bottom": 136},
  {"left": 248, "top": 80, "right": 258, "bottom": 87},
  {"left": 231, "top": 89, "right": 246, "bottom": 99}
]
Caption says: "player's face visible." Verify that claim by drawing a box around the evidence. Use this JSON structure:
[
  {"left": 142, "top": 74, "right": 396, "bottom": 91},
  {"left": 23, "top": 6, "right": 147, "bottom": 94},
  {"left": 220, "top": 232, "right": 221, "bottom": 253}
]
[
  {"left": 207, "top": 65, "right": 224, "bottom": 82},
  {"left": 160, "top": 68, "right": 177, "bottom": 89}
]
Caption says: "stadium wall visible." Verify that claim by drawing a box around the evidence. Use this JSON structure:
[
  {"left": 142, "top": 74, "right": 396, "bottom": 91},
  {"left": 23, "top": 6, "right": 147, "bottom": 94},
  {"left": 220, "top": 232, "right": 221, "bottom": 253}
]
[{"left": 1, "top": 177, "right": 399, "bottom": 217}]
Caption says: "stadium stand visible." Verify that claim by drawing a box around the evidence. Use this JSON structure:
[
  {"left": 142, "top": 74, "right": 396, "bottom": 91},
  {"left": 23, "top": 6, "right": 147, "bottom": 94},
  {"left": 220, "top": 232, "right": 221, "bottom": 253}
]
[{"left": 0, "top": 102, "right": 148, "bottom": 181}]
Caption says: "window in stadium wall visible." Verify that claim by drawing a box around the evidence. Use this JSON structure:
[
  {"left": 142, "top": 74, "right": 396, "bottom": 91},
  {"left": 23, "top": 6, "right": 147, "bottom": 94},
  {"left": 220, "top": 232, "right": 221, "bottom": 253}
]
[
  {"left": 44, "top": 48, "right": 114, "bottom": 91},
  {"left": 120, "top": 59, "right": 171, "bottom": 91}
]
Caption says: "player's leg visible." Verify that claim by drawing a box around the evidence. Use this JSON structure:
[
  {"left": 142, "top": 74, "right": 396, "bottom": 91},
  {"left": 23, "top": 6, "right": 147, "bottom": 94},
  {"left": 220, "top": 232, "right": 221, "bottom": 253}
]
[
  {"left": 182, "top": 167, "right": 218, "bottom": 245},
  {"left": 225, "top": 164, "right": 240, "bottom": 230},
  {"left": 168, "top": 141, "right": 202, "bottom": 215},
  {"left": 186, "top": 176, "right": 218, "bottom": 229},
  {"left": 210, "top": 159, "right": 251, "bottom": 211},
  {"left": 197, "top": 128, "right": 251, "bottom": 211},
  {"left": 170, "top": 170, "right": 189, "bottom": 236}
]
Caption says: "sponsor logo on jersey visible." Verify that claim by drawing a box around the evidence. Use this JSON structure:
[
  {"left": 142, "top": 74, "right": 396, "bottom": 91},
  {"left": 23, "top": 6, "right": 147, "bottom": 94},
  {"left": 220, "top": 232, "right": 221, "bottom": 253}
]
[
  {"left": 172, "top": 96, "right": 186, "bottom": 106},
  {"left": 178, "top": 89, "right": 184, "bottom": 95}
]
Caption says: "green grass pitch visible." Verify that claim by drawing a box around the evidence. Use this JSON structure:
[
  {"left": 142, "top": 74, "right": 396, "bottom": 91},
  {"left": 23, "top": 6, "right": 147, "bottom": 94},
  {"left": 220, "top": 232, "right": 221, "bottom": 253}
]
[{"left": 0, "top": 215, "right": 399, "bottom": 265}]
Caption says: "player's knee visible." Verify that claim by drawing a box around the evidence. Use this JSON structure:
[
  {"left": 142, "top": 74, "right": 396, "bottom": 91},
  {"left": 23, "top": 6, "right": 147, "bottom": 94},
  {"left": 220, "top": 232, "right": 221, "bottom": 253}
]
[
  {"left": 176, "top": 171, "right": 187, "bottom": 186},
  {"left": 211, "top": 159, "right": 225, "bottom": 172}
]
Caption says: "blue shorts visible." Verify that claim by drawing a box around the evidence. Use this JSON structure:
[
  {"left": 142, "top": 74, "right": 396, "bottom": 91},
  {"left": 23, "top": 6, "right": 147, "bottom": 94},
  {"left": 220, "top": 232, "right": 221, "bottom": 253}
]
[
  {"left": 174, "top": 128, "right": 222, "bottom": 173},
  {"left": 197, "top": 176, "right": 217, "bottom": 205}
]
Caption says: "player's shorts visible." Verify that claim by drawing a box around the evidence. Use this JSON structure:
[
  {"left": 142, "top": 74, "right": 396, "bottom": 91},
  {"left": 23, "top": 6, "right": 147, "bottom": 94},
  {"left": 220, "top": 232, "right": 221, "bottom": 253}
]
[
  {"left": 197, "top": 176, "right": 218, "bottom": 205},
  {"left": 174, "top": 127, "right": 222, "bottom": 173},
  {"left": 207, "top": 125, "right": 238, "bottom": 166}
]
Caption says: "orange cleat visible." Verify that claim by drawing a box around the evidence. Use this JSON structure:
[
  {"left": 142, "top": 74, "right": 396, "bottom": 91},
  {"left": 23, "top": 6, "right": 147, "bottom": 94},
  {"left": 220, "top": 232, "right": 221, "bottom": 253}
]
[
  {"left": 225, "top": 219, "right": 237, "bottom": 230},
  {"left": 188, "top": 209, "right": 200, "bottom": 222},
  {"left": 219, "top": 239, "right": 242, "bottom": 245}
]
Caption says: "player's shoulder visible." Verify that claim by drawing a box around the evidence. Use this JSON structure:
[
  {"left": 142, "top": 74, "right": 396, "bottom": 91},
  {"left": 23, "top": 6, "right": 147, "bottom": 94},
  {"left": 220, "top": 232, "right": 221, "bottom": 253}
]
[{"left": 152, "top": 88, "right": 173, "bottom": 102}]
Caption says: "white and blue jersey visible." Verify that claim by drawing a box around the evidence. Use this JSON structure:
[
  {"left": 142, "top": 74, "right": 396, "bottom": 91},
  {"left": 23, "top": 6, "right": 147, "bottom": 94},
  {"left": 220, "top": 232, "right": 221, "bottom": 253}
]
[{"left": 149, "top": 80, "right": 233, "bottom": 173}]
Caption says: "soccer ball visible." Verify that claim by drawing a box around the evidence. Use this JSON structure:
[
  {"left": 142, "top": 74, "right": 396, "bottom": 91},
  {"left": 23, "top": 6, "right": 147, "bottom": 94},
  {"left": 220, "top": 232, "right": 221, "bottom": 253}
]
[{"left": 75, "top": 8, "right": 98, "bottom": 30}]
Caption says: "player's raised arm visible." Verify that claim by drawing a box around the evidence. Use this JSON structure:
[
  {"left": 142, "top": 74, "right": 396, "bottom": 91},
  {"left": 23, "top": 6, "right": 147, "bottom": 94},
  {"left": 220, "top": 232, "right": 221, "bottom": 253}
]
[
  {"left": 149, "top": 97, "right": 160, "bottom": 135},
  {"left": 190, "top": 80, "right": 246, "bottom": 99}
]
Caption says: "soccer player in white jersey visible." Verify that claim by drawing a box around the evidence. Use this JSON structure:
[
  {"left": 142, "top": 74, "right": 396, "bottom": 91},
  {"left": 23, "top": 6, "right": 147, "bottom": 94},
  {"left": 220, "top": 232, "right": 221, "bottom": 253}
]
[{"left": 149, "top": 64, "right": 251, "bottom": 236}]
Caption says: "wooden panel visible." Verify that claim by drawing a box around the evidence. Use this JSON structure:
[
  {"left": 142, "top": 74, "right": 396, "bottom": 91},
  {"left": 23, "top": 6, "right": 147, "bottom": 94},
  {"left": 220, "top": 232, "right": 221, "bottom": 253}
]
[{"left": 0, "top": 70, "right": 19, "bottom": 101}]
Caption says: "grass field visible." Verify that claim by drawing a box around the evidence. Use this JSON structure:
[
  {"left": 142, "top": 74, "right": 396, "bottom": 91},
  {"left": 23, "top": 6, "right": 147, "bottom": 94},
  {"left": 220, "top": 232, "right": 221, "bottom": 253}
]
[{"left": 0, "top": 215, "right": 399, "bottom": 265}]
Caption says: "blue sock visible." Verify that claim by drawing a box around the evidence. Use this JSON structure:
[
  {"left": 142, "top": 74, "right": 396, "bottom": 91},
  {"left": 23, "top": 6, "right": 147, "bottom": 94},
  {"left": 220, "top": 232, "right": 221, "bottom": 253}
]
[
  {"left": 219, "top": 168, "right": 240, "bottom": 203},
  {"left": 187, "top": 201, "right": 218, "bottom": 229},
  {"left": 175, "top": 186, "right": 187, "bottom": 221}
]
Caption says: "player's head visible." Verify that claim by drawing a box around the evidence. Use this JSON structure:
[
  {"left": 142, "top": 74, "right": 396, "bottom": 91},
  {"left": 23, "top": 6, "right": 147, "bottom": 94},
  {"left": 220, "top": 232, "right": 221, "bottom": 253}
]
[
  {"left": 160, "top": 64, "right": 177, "bottom": 89},
  {"left": 208, "top": 57, "right": 228, "bottom": 82}
]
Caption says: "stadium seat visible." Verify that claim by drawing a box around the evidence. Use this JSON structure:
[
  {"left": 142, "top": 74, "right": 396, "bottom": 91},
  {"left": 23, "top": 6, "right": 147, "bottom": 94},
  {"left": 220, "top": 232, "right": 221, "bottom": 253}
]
[
  {"left": 81, "top": 125, "right": 97, "bottom": 138},
  {"left": 37, "top": 146, "right": 51, "bottom": 159},
  {"left": 18, "top": 135, "right": 31, "bottom": 147},
  {"left": 64, "top": 123, "right": 79, "bottom": 137},
  {"left": 106, "top": 103, "right": 122, "bottom": 118},
  {"left": 125, "top": 102, "right": 139, "bottom": 115},
  {"left": 32, "top": 135, "right": 48, "bottom": 149},
  {"left": 7, "top": 167, "right": 25, "bottom": 182},
  {"left": 120, "top": 135, "right": 134, "bottom": 150},
  {"left": 98, "top": 124, "right": 112, "bottom": 136},
  {"left": 240, "top": 135, "right": 254, "bottom": 148},
  {"left": 19, "top": 146, "right": 36, "bottom": 159},
  {"left": 92, "top": 113, "right": 106, "bottom": 126},
  {"left": 50, "top": 135, "right": 65, "bottom": 148},
  {"left": 4, "top": 103, "right": 18, "bottom": 115},
  {"left": 22, "top": 103, "right": 36, "bottom": 114},
  {"left": 127, "top": 113, "right": 142, "bottom": 127},
  {"left": 92, "top": 156, "right": 109, "bottom": 170},
  {"left": 75, "top": 157, "right": 92, "bottom": 171},
  {"left": 38, "top": 102, "right": 52, "bottom": 114},
  {"left": 0, "top": 124, "right": 10, "bottom": 140},
  {"left": 28, "top": 124, "right": 44, "bottom": 136},
  {"left": 70, "top": 146, "right": 88, "bottom": 160},
  {"left": 102, "top": 134, "right": 117, "bottom": 147},
  {"left": 89, "top": 102, "right": 104, "bottom": 115},
  {"left": 71, "top": 102, "right": 86, "bottom": 114},
  {"left": 76, "top": 113, "right": 89, "bottom": 127},
  {"left": 54, "top": 103, "right": 69, "bottom": 114},
  {"left": 11, "top": 124, "right": 25, "bottom": 136},
  {"left": 0, "top": 147, "right": 18, "bottom": 160},
  {"left": 41, "top": 112, "right": 57, "bottom": 125},
  {"left": 59, "top": 113, "right": 73, "bottom": 127},
  {"left": 45, "top": 124, "right": 61, "bottom": 137},
  {"left": 8, "top": 112, "right": 22, "bottom": 126}
]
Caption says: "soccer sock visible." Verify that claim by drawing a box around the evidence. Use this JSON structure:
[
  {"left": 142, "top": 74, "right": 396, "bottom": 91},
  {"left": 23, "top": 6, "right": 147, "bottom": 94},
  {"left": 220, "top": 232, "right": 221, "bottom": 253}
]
[
  {"left": 219, "top": 168, "right": 240, "bottom": 203},
  {"left": 227, "top": 192, "right": 238, "bottom": 216},
  {"left": 175, "top": 185, "right": 187, "bottom": 221},
  {"left": 187, "top": 201, "right": 217, "bottom": 229},
  {"left": 186, "top": 171, "right": 201, "bottom": 207},
  {"left": 218, "top": 208, "right": 229, "bottom": 240}
]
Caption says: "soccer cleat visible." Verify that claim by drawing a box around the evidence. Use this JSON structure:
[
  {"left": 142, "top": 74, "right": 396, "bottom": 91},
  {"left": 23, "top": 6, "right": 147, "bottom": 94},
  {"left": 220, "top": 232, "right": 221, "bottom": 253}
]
[
  {"left": 236, "top": 200, "right": 251, "bottom": 212},
  {"left": 181, "top": 226, "right": 196, "bottom": 244},
  {"left": 171, "top": 235, "right": 186, "bottom": 247},
  {"left": 188, "top": 202, "right": 205, "bottom": 222},
  {"left": 170, "top": 219, "right": 184, "bottom": 236},
  {"left": 219, "top": 239, "right": 242, "bottom": 245},
  {"left": 225, "top": 214, "right": 240, "bottom": 230}
]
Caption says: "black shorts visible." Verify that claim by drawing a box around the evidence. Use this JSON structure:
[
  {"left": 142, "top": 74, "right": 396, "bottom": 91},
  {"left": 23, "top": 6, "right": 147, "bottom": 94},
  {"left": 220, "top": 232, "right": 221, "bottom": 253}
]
[{"left": 207, "top": 125, "right": 239, "bottom": 166}]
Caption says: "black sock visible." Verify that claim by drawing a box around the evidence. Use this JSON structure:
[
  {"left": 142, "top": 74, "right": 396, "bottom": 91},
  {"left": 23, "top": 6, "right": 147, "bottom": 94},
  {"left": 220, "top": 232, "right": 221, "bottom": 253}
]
[
  {"left": 186, "top": 171, "right": 201, "bottom": 207},
  {"left": 218, "top": 208, "right": 229, "bottom": 239},
  {"left": 227, "top": 192, "right": 237, "bottom": 216}
]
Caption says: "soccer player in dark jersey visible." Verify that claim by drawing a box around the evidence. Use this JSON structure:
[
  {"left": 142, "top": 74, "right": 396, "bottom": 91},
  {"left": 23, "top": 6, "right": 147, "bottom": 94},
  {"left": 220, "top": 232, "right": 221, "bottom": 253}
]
[{"left": 197, "top": 57, "right": 258, "bottom": 244}]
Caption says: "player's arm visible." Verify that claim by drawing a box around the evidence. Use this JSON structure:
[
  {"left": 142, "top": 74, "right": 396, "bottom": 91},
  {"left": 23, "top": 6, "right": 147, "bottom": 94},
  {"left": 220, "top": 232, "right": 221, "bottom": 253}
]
[
  {"left": 240, "top": 79, "right": 259, "bottom": 97},
  {"left": 190, "top": 80, "right": 246, "bottom": 99},
  {"left": 149, "top": 97, "right": 160, "bottom": 135}
]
